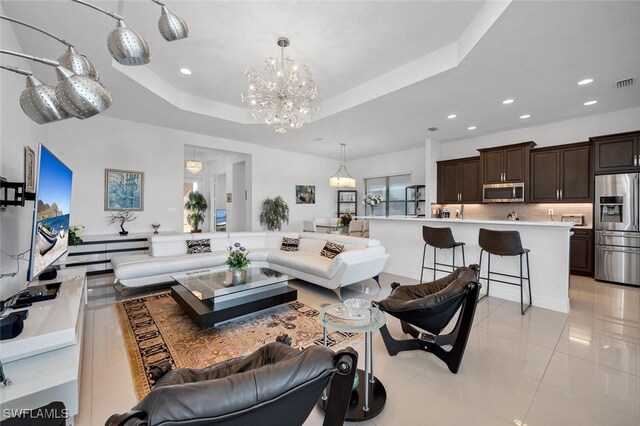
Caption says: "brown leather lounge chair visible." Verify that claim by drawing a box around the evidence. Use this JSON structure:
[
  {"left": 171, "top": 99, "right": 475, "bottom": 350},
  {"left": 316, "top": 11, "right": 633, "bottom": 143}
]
[
  {"left": 106, "top": 342, "right": 357, "bottom": 426},
  {"left": 376, "top": 265, "right": 481, "bottom": 374}
]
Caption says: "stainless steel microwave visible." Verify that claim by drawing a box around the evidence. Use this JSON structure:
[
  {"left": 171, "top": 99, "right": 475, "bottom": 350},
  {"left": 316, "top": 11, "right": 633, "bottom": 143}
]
[{"left": 482, "top": 182, "right": 525, "bottom": 203}]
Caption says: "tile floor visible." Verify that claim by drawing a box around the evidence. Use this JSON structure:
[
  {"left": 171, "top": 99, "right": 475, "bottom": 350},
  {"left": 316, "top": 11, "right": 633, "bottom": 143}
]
[{"left": 76, "top": 273, "right": 640, "bottom": 426}]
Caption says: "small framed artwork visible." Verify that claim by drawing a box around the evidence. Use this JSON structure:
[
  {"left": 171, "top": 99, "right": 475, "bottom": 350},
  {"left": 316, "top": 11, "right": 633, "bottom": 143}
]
[
  {"left": 105, "top": 169, "right": 144, "bottom": 211},
  {"left": 226, "top": 193, "right": 232, "bottom": 203},
  {"left": 24, "top": 146, "right": 36, "bottom": 192},
  {"left": 296, "top": 185, "right": 315, "bottom": 204}
]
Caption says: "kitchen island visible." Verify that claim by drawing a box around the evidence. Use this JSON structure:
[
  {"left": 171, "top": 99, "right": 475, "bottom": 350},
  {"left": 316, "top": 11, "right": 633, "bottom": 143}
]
[{"left": 367, "top": 217, "right": 573, "bottom": 313}]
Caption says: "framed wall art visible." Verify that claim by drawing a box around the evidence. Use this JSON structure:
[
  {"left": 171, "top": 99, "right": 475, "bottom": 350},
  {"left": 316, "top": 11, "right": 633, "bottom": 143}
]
[
  {"left": 105, "top": 169, "right": 144, "bottom": 211},
  {"left": 24, "top": 146, "right": 36, "bottom": 192},
  {"left": 296, "top": 185, "right": 315, "bottom": 204}
]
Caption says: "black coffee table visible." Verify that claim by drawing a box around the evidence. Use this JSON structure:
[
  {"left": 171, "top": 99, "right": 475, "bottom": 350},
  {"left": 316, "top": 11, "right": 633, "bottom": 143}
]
[{"left": 171, "top": 267, "right": 297, "bottom": 329}]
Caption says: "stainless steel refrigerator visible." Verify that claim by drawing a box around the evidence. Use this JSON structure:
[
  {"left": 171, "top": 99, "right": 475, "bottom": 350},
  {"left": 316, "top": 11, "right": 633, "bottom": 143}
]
[{"left": 595, "top": 173, "right": 640, "bottom": 286}]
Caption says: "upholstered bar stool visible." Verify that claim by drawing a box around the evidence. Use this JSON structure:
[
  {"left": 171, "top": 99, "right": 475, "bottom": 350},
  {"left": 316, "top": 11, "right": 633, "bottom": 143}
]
[
  {"left": 420, "top": 226, "right": 466, "bottom": 283},
  {"left": 478, "top": 228, "right": 531, "bottom": 315}
]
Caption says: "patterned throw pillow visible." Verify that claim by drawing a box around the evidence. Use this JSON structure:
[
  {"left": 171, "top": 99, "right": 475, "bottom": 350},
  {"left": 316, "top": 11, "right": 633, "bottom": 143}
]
[
  {"left": 187, "top": 239, "right": 212, "bottom": 254},
  {"left": 281, "top": 237, "right": 300, "bottom": 252},
  {"left": 320, "top": 241, "right": 344, "bottom": 259}
]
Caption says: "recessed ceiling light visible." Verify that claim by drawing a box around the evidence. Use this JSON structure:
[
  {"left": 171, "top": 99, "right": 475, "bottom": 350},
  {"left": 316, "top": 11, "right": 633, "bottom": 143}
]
[
  {"left": 467, "top": 126, "right": 477, "bottom": 130},
  {"left": 502, "top": 99, "right": 514, "bottom": 104},
  {"left": 180, "top": 67, "right": 192, "bottom": 75},
  {"left": 578, "top": 78, "right": 594, "bottom": 85},
  {"left": 447, "top": 114, "right": 457, "bottom": 119},
  {"left": 584, "top": 100, "right": 598, "bottom": 106},
  {"left": 520, "top": 114, "right": 531, "bottom": 119}
]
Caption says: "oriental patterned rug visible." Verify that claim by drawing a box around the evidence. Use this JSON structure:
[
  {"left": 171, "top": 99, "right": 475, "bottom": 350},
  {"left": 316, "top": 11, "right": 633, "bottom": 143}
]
[{"left": 115, "top": 292, "right": 360, "bottom": 400}]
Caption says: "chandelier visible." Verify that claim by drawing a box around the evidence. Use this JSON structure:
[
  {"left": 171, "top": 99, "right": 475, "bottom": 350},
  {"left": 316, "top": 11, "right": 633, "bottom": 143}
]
[
  {"left": 242, "top": 37, "right": 318, "bottom": 133},
  {"left": 330, "top": 143, "right": 356, "bottom": 188},
  {"left": 185, "top": 147, "right": 202, "bottom": 174}
]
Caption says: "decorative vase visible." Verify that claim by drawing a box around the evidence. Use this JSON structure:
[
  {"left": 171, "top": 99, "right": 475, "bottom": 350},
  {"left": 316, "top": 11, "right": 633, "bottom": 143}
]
[{"left": 231, "top": 268, "right": 245, "bottom": 284}]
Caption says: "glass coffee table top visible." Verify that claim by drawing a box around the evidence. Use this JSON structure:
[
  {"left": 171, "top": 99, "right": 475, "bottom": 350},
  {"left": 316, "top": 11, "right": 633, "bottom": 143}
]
[
  {"left": 319, "top": 302, "right": 386, "bottom": 333},
  {"left": 171, "top": 267, "right": 289, "bottom": 301}
]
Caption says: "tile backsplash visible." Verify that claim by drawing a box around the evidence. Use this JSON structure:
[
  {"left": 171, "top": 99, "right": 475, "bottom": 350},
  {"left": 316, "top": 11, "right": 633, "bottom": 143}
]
[{"left": 431, "top": 203, "right": 593, "bottom": 227}]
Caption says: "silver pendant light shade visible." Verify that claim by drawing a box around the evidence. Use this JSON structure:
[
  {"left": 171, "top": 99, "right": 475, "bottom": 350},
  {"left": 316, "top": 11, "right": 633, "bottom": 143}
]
[
  {"left": 58, "top": 46, "right": 99, "bottom": 81},
  {"left": 19, "top": 75, "right": 71, "bottom": 124},
  {"left": 158, "top": 6, "right": 188, "bottom": 41},
  {"left": 107, "top": 20, "right": 151, "bottom": 65},
  {"left": 54, "top": 66, "right": 112, "bottom": 119}
]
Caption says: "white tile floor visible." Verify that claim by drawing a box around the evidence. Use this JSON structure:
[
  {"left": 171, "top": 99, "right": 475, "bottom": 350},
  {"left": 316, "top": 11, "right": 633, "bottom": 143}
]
[{"left": 76, "top": 273, "right": 640, "bottom": 426}]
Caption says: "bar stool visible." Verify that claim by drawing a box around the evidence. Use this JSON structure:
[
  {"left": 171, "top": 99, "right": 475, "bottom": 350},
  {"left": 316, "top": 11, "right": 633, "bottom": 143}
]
[
  {"left": 478, "top": 228, "right": 531, "bottom": 315},
  {"left": 420, "top": 226, "right": 466, "bottom": 283}
]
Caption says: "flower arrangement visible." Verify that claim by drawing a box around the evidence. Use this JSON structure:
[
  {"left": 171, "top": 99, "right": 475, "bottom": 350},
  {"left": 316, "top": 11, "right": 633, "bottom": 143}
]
[
  {"left": 69, "top": 225, "right": 85, "bottom": 246},
  {"left": 363, "top": 194, "right": 383, "bottom": 206},
  {"left": 363, "top": 194, "right": 383, "bottom": 213},
  {"left": 226, "top": 242, "right": 251, "bottom": 270},
  {"left": 339, "top": 210, "right": 353, "bottom": 227}
]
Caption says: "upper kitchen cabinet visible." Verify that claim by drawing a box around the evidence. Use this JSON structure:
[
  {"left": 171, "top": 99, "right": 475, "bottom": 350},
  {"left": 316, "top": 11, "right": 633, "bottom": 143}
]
[
  {"left": 437, "top": 156, "right": 481, "bottom": 204},
  {"left": 478, "top": 141, "right": 536, "bottom": 184},
  {"left": 530, "top": 142, "right": 592, "bottom": 203},
  {"left": 592, "top": 131, "right": 640, "bottom": 174}
]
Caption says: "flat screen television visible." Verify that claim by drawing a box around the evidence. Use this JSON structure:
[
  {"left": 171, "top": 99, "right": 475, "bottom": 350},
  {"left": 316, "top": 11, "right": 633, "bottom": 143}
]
[{"left": 27, "top": 144, "right": 73, "bottom": 281}]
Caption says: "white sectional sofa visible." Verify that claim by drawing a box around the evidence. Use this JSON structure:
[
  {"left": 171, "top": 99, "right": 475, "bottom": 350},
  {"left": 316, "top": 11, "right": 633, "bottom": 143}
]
[{"left": 111, "top": 231, "right": 389, "bottom": 298}]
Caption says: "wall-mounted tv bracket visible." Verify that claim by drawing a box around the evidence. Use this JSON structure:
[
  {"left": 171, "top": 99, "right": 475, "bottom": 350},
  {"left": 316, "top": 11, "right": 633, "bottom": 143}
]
[{"left": 0, "top": 177, "right": 35, "bottom": 208}]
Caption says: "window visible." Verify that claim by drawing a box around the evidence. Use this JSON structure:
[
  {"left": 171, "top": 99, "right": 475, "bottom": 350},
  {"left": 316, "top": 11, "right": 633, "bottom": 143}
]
[{"left": 364, "top": 174, "right": 411, "bottom": 216}]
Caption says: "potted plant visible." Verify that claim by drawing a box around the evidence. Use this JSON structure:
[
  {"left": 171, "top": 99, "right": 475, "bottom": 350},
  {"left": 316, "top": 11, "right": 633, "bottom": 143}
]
[
  {"left": 363, "top": 194, "right": 383, "bottom": 215},
  {"left": 69, "top": 225, "right": 85, "bottom": 245},
  {"left": 184, "top": 191, "right": 208, "bottom": 233},
  {"left": 107, "top": 210, "right": 137, "bottom": 236},
  {"left": 260, "top": 196, "right": 289, "bottom": 231},
  {"left": 226, "top": 242, "right": 251, "bottom": 283}
]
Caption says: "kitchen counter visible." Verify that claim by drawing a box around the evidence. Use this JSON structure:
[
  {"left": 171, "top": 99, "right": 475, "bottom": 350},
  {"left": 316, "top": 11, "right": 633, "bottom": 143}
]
[{"left": 367, "top": 216, "right": 572, "bottom": 313}]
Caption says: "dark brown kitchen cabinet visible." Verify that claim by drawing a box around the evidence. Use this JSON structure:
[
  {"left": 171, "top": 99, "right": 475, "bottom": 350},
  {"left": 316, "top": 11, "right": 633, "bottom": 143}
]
[
  {"left": 570, "top": 228, "right": 593, "bottom": 276},
  {"left": 592, "top": 131, "right": 640, "bottom": 174},
  {"left": 478, "top": 141, "right": 536, "bottom": 184},
  {"left": 437, "top": 156, "right": 480, "bottom": 204},
  {"left": 530, "top": 142, "right": 592, "bottom": 203}
]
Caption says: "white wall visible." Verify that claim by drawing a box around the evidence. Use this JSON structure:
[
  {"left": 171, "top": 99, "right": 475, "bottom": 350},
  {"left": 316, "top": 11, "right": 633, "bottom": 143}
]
[
  {"left": 437, "top": 107, "right": 640, "bottom": 159},
  {"left": 0, "top": 17, "right": 47, "bottom": 299},
  {"left": 41, "top": 115, "right": 337, "bottom": 235}
]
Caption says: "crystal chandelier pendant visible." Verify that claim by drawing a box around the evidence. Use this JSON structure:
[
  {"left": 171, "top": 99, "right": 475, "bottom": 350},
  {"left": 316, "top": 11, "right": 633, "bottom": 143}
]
[
  {"left": 185, "top": 147, "right": 203, "bottom": 174},
  {"left": 242, "top": 37, "right": 318, "bottom": 133}
]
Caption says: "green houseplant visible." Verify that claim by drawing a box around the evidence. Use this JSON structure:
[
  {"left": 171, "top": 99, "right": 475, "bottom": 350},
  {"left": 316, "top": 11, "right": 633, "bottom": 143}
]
[
  {"left": 260, "top": 196, "right": 290, "bottom": 231},
  {"left": 184, "top": 191, "right": 208, "bottom": 233}
]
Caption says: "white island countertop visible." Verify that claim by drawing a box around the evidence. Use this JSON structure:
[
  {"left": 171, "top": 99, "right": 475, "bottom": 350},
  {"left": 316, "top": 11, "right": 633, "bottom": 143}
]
[
  {"left": 357, "top": 216, "right": 575, "bottom": 228},
  {"left": 367, "top": 217, "right": 573, "bottom": 313}
]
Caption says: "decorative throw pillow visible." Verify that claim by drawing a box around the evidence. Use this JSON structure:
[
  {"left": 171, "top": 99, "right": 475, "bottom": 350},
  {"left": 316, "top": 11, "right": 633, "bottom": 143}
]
[
  {"left": 321, "top": 241, "right": 344, "bottom": 259},
  {"left": 187, "top": 239, "right": 212, "bottom": 254},
  {"left": 281, "top": 237, "right": 300, "bottom": 252}
]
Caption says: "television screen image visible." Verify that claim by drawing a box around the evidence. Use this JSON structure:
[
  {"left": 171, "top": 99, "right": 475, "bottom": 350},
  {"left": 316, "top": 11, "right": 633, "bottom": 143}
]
[{"left": 28, "top": 145, "right": 73, "bottom": 281}]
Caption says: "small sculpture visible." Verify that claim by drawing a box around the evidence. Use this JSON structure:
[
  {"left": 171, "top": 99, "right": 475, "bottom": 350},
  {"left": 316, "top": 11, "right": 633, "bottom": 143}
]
[
  {"left": 107, "top": 210, "right": 137, "bottom": 236},
  {"left": 507, "top": 211, "right": 519, "bottom": 221},
  {"left": 152, "top": 223, "right": 161, "bottom": 234}
]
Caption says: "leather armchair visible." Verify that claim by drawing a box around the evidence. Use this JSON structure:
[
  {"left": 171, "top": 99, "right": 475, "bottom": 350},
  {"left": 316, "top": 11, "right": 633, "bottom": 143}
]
[
  {"left": 106, "top": 342, "right": 357, "bottom": 426},
  {"left": 376, "top": 265, "right": 481, "bottom": 374}
]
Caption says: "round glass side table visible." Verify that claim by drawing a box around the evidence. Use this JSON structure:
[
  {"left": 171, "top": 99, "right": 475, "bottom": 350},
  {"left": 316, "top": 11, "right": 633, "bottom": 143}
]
[{"left": 317, "top": 302, "right": 387, "bottom": 421}]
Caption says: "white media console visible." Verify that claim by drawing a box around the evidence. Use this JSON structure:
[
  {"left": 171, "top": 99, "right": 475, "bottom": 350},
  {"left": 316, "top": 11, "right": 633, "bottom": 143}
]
[{"left": 0, "top": 268, "right": 87, "bottom": 422}]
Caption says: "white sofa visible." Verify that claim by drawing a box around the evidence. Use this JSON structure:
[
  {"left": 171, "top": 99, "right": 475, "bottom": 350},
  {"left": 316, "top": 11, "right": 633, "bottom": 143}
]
[{"left": 111, "top": 232, "right": 389, "bottom": 298}]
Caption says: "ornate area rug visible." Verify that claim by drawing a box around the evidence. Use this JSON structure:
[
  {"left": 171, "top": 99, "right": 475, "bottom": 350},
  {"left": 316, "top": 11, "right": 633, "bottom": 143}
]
[{"left": 115, "top": 292, "right": 360, "bottom": 400}]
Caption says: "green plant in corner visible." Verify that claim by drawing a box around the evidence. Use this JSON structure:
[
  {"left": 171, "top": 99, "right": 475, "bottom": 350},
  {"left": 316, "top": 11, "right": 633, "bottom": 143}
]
[
  {"left": 260, "top": 196, "right": 290, "bottom": 231},
  {"left": 68, "top": 225, "right": 85, "bottom": 246},
  {"left": 184, "top": 191, "right": 208, "bottom": 233}
]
